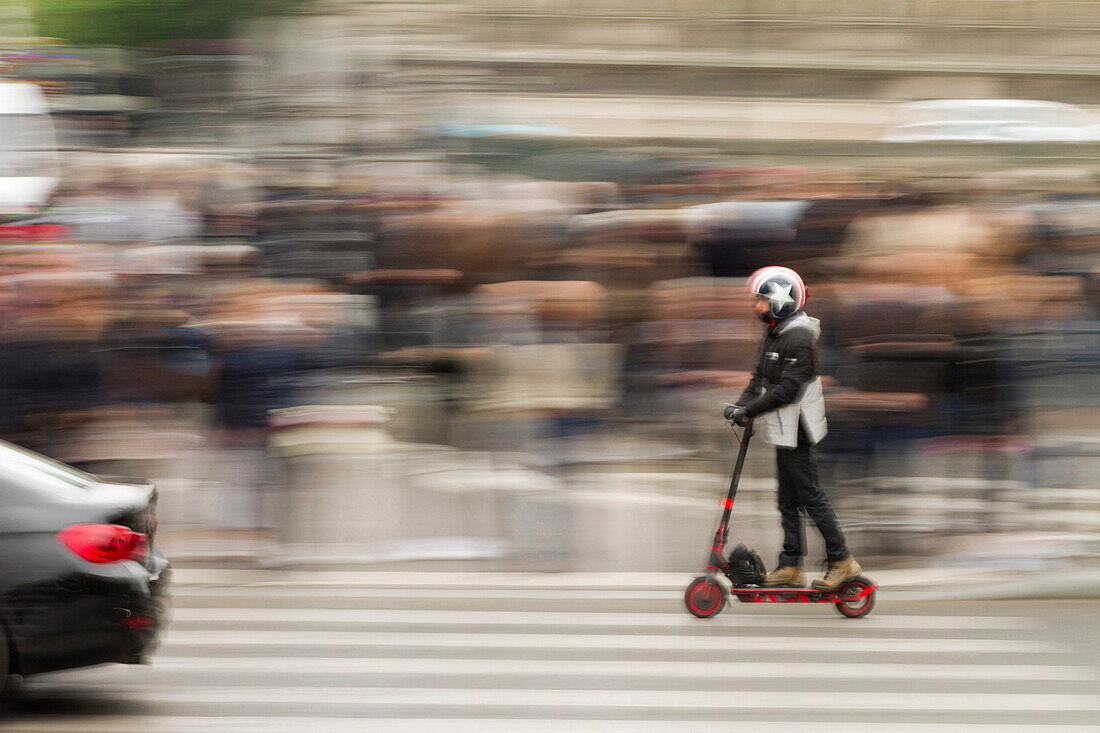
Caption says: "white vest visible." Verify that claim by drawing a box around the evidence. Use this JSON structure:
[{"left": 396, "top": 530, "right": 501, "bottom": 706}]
[{"left": 758, "top": 375, "right": 827, "bottom": 448}]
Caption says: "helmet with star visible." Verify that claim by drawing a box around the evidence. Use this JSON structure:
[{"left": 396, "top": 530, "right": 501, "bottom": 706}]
[{"left": 747, "top": 266, "right": 806, "bottom": 320}]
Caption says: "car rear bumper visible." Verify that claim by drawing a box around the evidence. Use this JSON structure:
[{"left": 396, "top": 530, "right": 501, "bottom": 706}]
[
  {"left": 114, "top": 551, "right": 171, "bottom": 664},
  {"left": 13, "top": 550, "right": 172, "bottom": 675}
]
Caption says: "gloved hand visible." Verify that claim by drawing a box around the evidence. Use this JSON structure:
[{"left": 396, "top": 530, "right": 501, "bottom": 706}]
[{"left": 723, "top": 404, "right": 750, "bottom": 426}]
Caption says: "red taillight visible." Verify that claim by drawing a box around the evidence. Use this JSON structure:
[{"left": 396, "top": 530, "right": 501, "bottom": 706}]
[
  {"left": 120, "top": 616, "right": 155, "bottom": 630},
  {"left": 57, "top": 524, "right": 148, "bottom": 563}
]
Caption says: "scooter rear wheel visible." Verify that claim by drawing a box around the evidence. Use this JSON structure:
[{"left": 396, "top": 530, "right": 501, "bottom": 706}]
[
  {"left": 834, "top": 576, "right": 876, "bottom": 618},
  {"left": 684, "top": 576, "right": 727, "bottom": 618}
]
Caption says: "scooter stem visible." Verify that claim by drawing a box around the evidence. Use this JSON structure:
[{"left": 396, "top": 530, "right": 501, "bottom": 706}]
[
  {"left": 721, "top": 419, "right": 754, "bottom": 543},
  {"left": 707, "top": 420, "right": 754, "bottom": 574}
]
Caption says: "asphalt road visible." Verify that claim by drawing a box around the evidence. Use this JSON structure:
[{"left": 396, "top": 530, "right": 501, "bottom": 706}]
[{"left": 2, "top": 576, "right": 1098, "bottom": 731}]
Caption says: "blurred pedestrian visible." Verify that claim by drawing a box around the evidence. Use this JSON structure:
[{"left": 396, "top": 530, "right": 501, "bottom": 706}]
[{"left": 724, "top": 266, "right": 862, "bottom": 590}]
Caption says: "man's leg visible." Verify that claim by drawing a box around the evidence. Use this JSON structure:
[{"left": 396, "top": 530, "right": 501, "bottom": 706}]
[
  {"left": 775, "top": 447, "right": 807, "bottom": 567},
  {"left": 785, "top": 441, "right": 864, "bottom": 590},
  {"left": 785, "top": 442, "right": 849, "bottom": 562},
  {"left": 761, "top": 447, "right": 809, "bottom": 586}
]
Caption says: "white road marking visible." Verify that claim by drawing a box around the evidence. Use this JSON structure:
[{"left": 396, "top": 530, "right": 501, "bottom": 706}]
[
  {"left": 169, "top": 607, "right": 1042, "bottom": 630},
  {"left": 159, "top": 629, "right": 1063, "bottom": 654}
]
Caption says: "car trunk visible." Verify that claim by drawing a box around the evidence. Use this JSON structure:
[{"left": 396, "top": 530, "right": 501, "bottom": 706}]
[{"left": 90, "top": 476, "right": 160, "bottom": 567}]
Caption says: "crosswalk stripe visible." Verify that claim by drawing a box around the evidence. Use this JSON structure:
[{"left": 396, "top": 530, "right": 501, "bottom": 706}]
[
  {"left": 168, "top": 607, "right": 1042, "bottom": 630},
  {"left": 160, "top": 629, "right": 1063, "bottom": 654},
  {"left": 172, "top": 587, "right": 683, "bottom": 600},
  {"left": 166, "top": 570, "right": 718, "bottom": 588},
  {"left": 131, "top": 656, "right": 1096, "bottom": 680},
  {"left": 40, "top": 687, "right": 1100, "bottom": 711},
  {"left": 161, "top": 569, "right": 992, "bottom": 591},
  {"left": 12, "top": 720, "right": 1100, "bottom": 733}
]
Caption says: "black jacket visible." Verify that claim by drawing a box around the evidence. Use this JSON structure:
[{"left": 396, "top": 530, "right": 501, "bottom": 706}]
[{"left": 737, "top": 313, "right": 819, "bottom": 419}]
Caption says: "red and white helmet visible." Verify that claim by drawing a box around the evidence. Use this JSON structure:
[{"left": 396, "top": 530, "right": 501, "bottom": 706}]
[{"left": 747, "top": 266, "right": 806, "bottom": 320}]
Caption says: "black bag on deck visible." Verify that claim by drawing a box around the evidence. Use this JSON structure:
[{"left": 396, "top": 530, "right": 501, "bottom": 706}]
[{"left": 727, "top": 543, "right": 767, "bottom": 585}]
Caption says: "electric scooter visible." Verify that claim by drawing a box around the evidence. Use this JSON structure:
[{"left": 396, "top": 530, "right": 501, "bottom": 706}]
[{"left": 684, "top": 419, "right": 877, "bottom": 619}]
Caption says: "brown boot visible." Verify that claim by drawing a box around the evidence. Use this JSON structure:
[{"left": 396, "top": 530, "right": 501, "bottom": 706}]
[
  {"left": 762, "top": 566, "right": 806, "bottom": 587},
  {"left": 812, "top": 556, "right": 862, "bottom": 591}
]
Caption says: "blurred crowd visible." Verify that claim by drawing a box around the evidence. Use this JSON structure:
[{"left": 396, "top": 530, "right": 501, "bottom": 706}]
[{"left": 2, "top": 151, "right": 1099, "bottom": 562}]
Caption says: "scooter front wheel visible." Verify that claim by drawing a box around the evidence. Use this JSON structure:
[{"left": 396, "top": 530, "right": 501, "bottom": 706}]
[
  {"left": 834, "top": 576, "right": 876, "bottom": 618},
  {"left": 684, "top": 576, "right": 727, "bottom": 618}
]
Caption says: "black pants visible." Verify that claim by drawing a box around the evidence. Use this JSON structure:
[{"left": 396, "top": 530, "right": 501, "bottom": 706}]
[{"left": 775, "top": 441, "right": 849, "bottom": 566}]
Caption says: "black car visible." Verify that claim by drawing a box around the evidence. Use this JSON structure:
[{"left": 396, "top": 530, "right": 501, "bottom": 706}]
[{"left": 0, "top": 439, "right": 169, "bottom": 687}]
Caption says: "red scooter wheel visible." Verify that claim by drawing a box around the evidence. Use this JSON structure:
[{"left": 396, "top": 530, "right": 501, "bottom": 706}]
[
  {"left": 684, "top": 576, "right": 727, "bottom": 618},
  {"left": 834, "top": 576, "right": 876, "bottom": 618}
]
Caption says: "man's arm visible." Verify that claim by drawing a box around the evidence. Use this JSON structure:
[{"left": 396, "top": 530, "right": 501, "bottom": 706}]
[{"left": 741, "top": 335, "right": 814, "bottom": 418}]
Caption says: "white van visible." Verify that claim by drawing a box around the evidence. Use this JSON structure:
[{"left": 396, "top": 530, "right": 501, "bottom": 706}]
[{"left": 0, "top": 81, "right": 61, "bottom": 216}]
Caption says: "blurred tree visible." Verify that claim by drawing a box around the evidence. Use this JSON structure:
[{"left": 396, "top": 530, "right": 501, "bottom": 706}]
[{"left": 31, "top": 0, "right": 310, "bottom": 47}]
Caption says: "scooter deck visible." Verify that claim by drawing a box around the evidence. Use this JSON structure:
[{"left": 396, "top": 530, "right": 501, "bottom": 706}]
[{"left": 729, "top": 580, "right": 877, "bottom": 604}]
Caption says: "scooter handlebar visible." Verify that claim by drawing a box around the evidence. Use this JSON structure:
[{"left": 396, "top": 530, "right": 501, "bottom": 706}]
[{"left": 723, "top": 406, "right": 753, "bottom": 428}]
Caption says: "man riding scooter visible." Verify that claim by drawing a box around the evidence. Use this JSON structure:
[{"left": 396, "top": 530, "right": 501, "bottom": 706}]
[{"left": 724, "top": 266, "right": 862, "bottom": 591}]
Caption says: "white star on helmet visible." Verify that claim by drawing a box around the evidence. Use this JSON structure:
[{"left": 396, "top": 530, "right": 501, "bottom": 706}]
[{"left": 766, "top": 281, "right": 794, "bottom": 310}]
